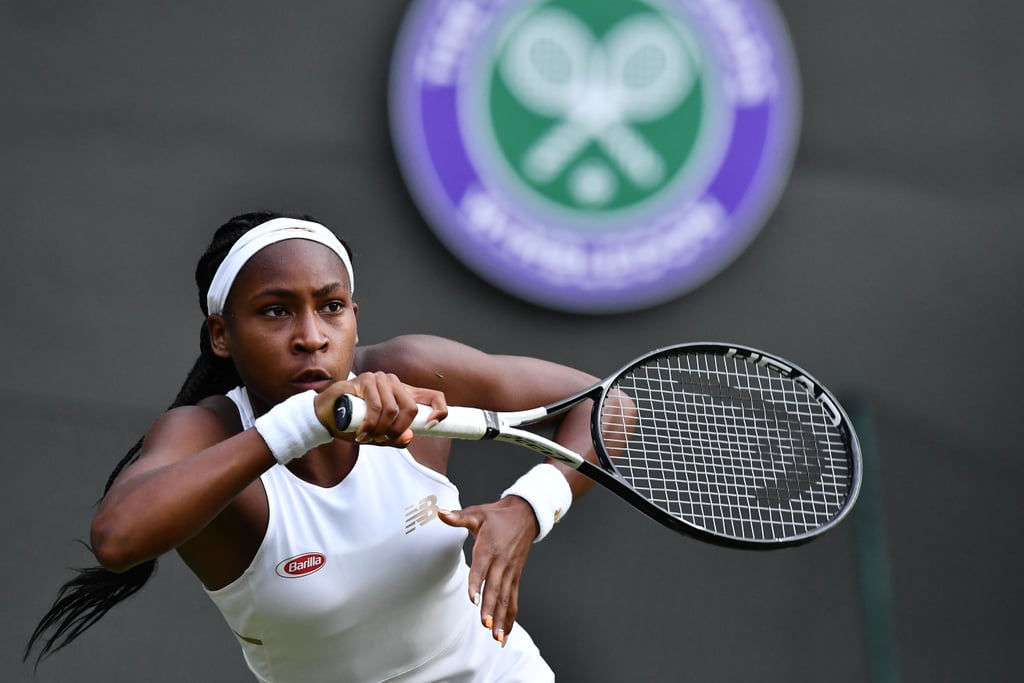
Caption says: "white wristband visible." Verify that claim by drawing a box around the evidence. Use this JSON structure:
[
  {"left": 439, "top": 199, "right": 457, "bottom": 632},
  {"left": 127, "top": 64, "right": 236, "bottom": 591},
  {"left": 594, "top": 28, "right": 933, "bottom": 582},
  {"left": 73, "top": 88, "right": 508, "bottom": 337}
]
[
  {"left": 501, "top": 463, "right": 572, "bottom": 543},
  {"left": 254, "top": 390, "right": 332, "bottom": 465}
]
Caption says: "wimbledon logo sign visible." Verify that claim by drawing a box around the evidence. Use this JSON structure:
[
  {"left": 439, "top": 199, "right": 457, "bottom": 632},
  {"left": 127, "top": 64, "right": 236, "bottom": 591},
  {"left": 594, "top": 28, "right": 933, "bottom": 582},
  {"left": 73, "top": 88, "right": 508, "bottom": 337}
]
[{"left": 389, "top": 0, "right": 800, "bottom": 313}]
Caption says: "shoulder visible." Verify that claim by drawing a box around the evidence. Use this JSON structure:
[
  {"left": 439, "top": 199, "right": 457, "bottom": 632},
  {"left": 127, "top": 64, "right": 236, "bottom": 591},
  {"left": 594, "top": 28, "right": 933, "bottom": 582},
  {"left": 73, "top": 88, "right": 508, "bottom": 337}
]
[
  {"left": 157, "top": 394, "right": 240, "bottom": 433},
  {"left": 103, "top": 394, "right": 246, "bottom": 494},
  {"left": 141, "top": 395, "right": 243, "bottom": 460}
]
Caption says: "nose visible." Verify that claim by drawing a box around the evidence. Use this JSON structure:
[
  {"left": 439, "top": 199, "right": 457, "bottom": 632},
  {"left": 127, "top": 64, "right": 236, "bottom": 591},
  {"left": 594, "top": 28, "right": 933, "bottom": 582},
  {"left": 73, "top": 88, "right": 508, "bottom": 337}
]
[{"left": 293, "top": 309, "right": 329, "bottom": 354}]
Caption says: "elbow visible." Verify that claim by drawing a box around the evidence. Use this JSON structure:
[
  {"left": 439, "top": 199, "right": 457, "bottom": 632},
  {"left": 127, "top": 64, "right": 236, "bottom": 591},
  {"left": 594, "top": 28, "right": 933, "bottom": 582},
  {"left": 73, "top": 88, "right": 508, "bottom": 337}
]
[{"left": 90, "top": 511, "right": 144, "bottom": 573}]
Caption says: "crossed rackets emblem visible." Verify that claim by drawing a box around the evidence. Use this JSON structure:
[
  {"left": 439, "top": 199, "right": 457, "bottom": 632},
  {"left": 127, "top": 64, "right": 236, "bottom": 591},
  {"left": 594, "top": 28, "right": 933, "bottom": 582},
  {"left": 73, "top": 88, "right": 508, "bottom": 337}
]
[{"left": 499, "top": 9, "right": 699, "bottom": 203}]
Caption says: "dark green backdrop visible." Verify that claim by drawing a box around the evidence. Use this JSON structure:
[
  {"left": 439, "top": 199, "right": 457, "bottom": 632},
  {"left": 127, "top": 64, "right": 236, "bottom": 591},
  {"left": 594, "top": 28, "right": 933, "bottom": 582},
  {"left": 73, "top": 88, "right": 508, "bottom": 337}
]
[{"left": 3, "top": 1, "right": 1021, "bottom": 681}]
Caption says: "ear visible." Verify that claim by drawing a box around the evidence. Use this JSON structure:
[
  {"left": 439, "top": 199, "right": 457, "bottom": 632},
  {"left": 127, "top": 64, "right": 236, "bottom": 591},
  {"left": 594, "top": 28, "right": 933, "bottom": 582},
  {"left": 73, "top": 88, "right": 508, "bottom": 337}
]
[
  {"left": 207, "top": 314, "right": 232, "bottom": 359},
  {"left": 353, "top": 302, "right": 359, "bottom": 345}
]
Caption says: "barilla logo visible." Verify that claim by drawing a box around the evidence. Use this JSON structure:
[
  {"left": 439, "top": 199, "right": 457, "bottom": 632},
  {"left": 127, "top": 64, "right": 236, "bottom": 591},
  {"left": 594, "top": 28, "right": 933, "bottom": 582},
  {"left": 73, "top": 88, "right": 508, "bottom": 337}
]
[{"left": 275, "top": 552, "right": 326, "bottom": 578}]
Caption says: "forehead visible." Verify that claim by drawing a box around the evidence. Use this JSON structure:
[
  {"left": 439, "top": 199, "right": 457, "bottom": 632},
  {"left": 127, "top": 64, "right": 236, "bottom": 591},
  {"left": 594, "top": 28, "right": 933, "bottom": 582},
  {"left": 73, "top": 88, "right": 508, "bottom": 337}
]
[{"left": 231, "top": 238, "right": 352, "bottom": 293}]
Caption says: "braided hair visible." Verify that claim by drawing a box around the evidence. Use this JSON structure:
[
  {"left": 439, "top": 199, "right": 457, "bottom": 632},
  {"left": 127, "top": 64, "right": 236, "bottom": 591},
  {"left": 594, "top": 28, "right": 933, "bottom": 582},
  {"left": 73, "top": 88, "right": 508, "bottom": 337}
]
[{"left": 25, "top": 211, "right": 349, "bottom": 665}]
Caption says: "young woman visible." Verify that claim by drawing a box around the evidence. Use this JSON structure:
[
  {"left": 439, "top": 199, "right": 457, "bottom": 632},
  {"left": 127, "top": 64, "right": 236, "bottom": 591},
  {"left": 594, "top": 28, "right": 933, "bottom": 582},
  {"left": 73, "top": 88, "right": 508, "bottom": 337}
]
[{"left": 26, "top": 211, "right": 599, "bottom": 682}]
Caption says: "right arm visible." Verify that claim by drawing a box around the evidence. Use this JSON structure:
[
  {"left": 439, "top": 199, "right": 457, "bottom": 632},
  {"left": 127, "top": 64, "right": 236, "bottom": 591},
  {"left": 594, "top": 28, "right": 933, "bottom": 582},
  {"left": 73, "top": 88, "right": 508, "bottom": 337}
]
[
  {"left": 89, "top": 401, "right": 276, "bottom": 573},
  {"left": 90, "top": 373, "right": 446, "bottom": 579}
]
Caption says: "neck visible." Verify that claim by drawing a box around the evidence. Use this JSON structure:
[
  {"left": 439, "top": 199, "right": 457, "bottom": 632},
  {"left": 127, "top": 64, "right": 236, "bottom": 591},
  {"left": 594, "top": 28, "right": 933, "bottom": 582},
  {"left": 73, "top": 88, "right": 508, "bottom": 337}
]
[{"left": 285, "top": 441, "right": 359, "bottom": 488}]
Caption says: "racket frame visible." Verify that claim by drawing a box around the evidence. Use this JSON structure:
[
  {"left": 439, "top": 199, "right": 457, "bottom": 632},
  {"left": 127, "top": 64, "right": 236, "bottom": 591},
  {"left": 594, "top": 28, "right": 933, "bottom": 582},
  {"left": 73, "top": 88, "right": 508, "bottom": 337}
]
[{"left": 589, "top": 342, "right": 862, "bottom": 548}]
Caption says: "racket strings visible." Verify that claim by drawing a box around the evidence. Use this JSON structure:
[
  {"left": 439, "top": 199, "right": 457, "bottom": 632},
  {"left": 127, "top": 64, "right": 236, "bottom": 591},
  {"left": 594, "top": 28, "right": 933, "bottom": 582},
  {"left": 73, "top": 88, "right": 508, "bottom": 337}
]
[{"left": 599, "top": 352, "right": 853, "bottom": 543}]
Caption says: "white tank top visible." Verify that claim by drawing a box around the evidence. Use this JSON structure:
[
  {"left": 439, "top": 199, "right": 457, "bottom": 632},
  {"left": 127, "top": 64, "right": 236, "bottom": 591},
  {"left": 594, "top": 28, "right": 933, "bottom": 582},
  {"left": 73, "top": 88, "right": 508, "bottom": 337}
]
[{"left": 205, "top": 387, "right": 553, "bottom": 683}]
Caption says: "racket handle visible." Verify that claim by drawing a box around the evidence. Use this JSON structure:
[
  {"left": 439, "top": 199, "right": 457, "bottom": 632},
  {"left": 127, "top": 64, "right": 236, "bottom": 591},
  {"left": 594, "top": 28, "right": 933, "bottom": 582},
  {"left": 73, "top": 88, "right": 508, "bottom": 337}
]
[{"left": 333, "top": 395, "right": 499, "bottom": 440}]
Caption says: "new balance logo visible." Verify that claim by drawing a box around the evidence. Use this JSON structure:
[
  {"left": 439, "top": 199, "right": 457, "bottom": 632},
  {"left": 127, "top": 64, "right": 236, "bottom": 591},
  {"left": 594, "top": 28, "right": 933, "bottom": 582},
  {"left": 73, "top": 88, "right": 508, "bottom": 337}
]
[{"left": 405, "top": 494, "right": 440, "bottom": 534}]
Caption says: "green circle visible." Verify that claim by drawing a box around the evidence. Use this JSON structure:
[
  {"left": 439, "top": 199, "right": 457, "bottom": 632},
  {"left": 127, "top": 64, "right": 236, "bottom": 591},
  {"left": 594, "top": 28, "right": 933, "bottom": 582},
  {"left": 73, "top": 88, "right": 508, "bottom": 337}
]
[{"left": 487, "top": 0, "right": 706, "bottom": 214}]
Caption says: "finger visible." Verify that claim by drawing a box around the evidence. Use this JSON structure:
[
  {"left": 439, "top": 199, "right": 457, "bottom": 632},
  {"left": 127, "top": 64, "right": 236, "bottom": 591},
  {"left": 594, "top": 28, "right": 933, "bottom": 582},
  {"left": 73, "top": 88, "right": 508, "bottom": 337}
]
[
  {"left": 351, "top": 377, "right": 382, "bottom": 442},
  {"left": 368, "top": 373, "right": 405, "bottom": 440},
  {"left": 394, "top": 428, "right": 415, "bottom": 448},
  {"left": 411, "top": 388, "right": 448, "bottom": 427},
  {"left": 438, "top": 508, "right": 485, "bottom": 603},
  {"left": 387, "top": 377, "right": 420, "bottom": 439},
  {"left": 437, "top": 508, "right": 472, "bottom": 530},
  {"left": 471, "top": 539, "right": 502, "bottom": 634},
  {"left": 478, "top": 553, "right": 518, "bottom": 644},
  {"left": 483, "top": 547, "right": 521, "bottom": 644},
  {"left": 358, "top": 373, "right": 417, "bottom": 443},
  {"left": 494, "top": 575, "right": 519, "bottom": 645},
  {"left": 467, "top": 535, "right": 494, "bottom": 611}
]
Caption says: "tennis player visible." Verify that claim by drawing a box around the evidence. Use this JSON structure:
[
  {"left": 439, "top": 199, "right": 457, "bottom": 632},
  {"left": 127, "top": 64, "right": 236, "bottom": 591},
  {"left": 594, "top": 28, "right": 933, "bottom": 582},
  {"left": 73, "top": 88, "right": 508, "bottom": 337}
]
[{"left": 26, "top": 212, "right": 600, "bottom": 682}]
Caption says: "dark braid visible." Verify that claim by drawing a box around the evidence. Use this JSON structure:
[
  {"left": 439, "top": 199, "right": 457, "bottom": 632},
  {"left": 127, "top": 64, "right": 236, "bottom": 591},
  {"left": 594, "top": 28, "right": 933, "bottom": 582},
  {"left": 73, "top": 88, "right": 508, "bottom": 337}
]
[{"left": 25, "top": 211, "right": 342, "bottom": 666}]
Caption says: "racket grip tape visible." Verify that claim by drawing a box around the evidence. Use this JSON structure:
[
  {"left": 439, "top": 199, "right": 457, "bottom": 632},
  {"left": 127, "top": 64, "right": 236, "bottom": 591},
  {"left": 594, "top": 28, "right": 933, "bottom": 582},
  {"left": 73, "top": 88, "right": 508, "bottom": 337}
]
[{"left": 334, "top": 395, "right": 499, "bottom": 440}]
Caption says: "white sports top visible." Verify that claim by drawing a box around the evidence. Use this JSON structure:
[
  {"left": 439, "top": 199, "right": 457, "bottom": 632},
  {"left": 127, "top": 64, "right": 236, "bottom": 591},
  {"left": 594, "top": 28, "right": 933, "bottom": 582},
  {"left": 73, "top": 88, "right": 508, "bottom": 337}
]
[{"left": 205, "top": 387, "right": 554, "bottom": 683}]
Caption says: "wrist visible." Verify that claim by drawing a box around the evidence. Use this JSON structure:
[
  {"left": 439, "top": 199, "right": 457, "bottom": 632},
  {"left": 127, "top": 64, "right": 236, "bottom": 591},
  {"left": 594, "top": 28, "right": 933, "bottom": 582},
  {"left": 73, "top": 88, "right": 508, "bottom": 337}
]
[
  {"left": 254, "top": 390, "right": 333, "bottom": 465},
  {"left": 499, "top": 494, "right": 541, "bottom": 540},
  {"left": 501, "top": 463, "right": 572, "bottom": 543}
]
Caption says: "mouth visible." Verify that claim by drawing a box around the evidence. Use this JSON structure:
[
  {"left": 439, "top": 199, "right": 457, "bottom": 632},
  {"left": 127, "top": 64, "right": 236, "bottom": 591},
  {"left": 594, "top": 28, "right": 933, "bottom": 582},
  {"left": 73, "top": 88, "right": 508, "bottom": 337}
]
[{"left": 290, "top": 369, "right": 333, "bottom": 390}]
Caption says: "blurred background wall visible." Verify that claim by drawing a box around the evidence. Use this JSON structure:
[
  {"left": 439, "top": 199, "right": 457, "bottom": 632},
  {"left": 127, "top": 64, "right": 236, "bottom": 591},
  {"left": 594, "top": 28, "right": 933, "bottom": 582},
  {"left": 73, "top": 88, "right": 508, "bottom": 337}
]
[{"left": 2, "top": 0, "right": 1021, "bottom": 681}]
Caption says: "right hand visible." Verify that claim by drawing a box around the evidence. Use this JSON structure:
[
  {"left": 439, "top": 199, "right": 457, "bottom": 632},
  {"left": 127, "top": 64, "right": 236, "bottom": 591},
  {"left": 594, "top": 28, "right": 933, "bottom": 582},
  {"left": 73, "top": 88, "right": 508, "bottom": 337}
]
[{"left": 314, "top": 371, "right": 448, "bottom": 447}]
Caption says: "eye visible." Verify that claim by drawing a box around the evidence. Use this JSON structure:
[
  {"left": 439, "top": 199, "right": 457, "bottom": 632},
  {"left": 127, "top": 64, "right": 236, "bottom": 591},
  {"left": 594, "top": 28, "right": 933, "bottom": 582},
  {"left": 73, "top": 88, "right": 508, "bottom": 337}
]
[
  {"left": 263, "top": 305, "right": 288, "bottom": 318},
  {"left": 322, "top": 300, "right": 346, "bottom": 314}
]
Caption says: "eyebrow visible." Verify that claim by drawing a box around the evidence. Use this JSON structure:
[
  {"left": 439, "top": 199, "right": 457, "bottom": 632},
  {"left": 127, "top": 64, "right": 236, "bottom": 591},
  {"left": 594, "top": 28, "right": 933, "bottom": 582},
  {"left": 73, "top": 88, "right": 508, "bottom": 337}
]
[{"left": 251, "top": 281, "right": 348, "bottom": 300}]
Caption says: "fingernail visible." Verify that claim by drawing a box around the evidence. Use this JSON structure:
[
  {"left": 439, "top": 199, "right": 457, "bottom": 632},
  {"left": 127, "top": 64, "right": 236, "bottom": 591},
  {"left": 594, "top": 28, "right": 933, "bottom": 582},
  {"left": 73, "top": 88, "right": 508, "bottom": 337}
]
[
  {"left": 355, "top": 433, "right": 369, "bottom": 443},
  {"left": 502, "top": 631, "right": 510, "bottom": 648},
  {"left": 484, "top": 615, "right": 493, "bottom": 630},
  {"left": 496, "top": 629, "right": 505, "bottom": 645},
  {"left": 425, "top": 419, "right": 439, "bottom": 430},
  {"left": 472, "top": 591, "right": 480, "bottom": 606}
]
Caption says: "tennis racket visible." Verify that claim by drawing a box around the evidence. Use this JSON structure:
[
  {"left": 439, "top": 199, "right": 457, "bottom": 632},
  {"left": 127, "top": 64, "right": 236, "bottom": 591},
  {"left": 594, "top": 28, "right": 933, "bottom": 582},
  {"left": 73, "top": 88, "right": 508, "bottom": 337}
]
[{"left": 334, "top": 343, "right": 862, "bottom": 549}]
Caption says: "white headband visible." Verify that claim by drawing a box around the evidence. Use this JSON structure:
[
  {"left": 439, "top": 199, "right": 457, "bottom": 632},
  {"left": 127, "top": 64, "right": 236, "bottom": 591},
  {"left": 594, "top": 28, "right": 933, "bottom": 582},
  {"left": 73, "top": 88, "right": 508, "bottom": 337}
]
[{"left": 206, "top": 217, "right": 354, "bottom": 315}]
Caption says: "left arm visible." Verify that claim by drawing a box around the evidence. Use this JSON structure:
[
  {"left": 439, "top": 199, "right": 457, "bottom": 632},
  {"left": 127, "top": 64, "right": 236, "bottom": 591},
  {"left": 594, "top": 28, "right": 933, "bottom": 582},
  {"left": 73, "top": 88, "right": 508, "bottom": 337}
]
[{"left": 356, "top": 334, "right": 600, "bottom": 644}]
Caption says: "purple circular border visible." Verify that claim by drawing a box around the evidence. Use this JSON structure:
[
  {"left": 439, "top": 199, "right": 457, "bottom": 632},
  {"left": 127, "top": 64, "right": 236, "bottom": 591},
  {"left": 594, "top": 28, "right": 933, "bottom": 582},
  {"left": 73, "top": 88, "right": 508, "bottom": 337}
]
[{"left": 389, "top": 0, "right": 801, "bottom": 313}]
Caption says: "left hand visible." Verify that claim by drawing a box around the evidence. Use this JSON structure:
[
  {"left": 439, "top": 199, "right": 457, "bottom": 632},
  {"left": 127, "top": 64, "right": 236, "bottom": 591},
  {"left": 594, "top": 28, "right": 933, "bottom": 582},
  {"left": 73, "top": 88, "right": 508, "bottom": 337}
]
[
  {"left": 314, "top": 371, "right": 447, "bottom": 447},
  {"left": 438, "top": 496, "right": 539, "bottom": 645}
]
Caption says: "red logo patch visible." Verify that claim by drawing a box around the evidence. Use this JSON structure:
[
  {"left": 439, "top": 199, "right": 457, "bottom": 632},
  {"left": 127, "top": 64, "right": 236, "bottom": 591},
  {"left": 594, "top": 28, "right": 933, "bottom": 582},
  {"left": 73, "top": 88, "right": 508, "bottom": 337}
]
[{"left": 275, "top": 552, "right": 326, "bottom": 578}]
